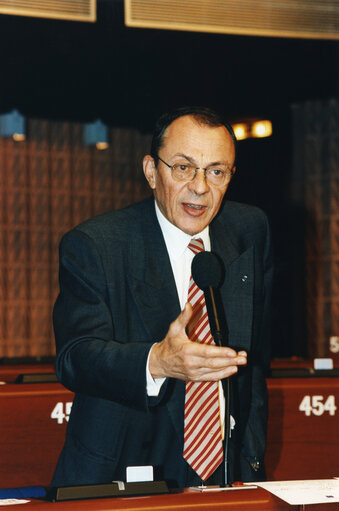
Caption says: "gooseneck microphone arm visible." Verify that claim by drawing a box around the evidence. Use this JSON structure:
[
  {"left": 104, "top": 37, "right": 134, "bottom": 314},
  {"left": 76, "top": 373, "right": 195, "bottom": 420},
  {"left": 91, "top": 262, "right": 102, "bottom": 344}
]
[
  {"left": 206, "top": 286, "right": 231, "bottom": 488},
  {"left": 205, "top": 285, "right": 222, "bottom": 347},
  {"left": 191, "top": 251, "right": 231, "bottom": 487}
]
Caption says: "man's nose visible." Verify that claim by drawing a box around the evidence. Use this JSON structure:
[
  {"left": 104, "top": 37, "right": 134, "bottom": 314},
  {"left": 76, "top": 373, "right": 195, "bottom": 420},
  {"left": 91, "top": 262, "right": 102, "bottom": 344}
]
[{"left": 188, "top": 168, "right": 209, "bottom": 194}]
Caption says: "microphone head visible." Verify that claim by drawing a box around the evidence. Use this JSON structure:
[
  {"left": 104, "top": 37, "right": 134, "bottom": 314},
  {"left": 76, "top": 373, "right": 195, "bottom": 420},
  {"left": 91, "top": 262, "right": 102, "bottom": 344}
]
[{"left": 191, "top": 251, "right": 224, "bottom": 290}]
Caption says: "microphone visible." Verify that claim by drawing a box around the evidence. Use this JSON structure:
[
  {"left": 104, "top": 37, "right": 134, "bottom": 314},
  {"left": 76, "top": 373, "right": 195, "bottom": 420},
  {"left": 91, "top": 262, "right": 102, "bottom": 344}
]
[
  {"left": 191, "top": 251, "right": 226, "bottom": 347},
  {"left": 191, "top": 251, "right": 231, "bottom": 487}
]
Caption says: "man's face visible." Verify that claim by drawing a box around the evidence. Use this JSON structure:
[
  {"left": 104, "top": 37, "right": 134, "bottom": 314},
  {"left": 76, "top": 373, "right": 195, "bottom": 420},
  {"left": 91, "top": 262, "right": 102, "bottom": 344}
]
[{"left": 143, "top": 115, "right": 236, "bottom": 236}]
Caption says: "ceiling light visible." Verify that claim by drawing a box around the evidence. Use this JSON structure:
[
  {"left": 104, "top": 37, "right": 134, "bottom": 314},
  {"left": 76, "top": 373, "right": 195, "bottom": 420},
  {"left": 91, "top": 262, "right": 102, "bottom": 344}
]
[
  {"left": 231, "top": 119, "right": 273, "bottom": 141},
  {"left": 84, "top": 119, "right": 109, "bottom": 149},
  {"left": 251, "top": 120, "right": 273, "bottom": 138},
  {"left": 0, "top": 109, "right": 26, "bottom": 141}
]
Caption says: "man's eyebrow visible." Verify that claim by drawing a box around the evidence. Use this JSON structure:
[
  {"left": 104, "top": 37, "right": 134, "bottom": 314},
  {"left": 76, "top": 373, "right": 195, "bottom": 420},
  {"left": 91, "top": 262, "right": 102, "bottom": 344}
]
[
  {"left": 208, "top": 161, "right": 231, "bottom": 167},
  {"left": 172, "top": 153, "right": 195, "bottom": 163},
  {"left": 173, "top": 153, "right": 232, "bottom": 168}
]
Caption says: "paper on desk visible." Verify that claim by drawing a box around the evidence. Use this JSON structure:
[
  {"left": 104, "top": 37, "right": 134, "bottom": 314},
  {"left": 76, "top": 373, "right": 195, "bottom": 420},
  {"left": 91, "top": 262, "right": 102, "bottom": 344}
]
[
  {"left": 0, "top": 500, "right": 30, "bottom": 506},
  {"left": 255, "top": 479, "right": 339, "bottom": 505},
  {"left": 190, "top": 485, "right": 257, "bottom": 492}
]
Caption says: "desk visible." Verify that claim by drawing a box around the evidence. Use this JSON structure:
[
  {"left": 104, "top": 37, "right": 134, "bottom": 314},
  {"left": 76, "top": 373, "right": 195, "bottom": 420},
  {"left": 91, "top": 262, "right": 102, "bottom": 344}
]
[
  {"left": 0, "top": 488, "right": 297, "bottom": 510},
  {"left": 0, "top": 363, "right": 56, "bottom": 383},
  {"left": 265, "top": 376, "right": 339, "bottom": 481},
  {"left": 0, "top": 382, "right": 72, "bottom": 487},
  {"left": 0, "top": 364, "right": 338, "bottom": 488}
]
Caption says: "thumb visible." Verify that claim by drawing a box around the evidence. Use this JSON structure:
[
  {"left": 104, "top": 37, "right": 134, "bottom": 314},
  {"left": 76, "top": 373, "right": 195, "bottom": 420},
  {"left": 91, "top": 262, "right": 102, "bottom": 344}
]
[
  {"left": 169, "top": 302, "right": 192, "bottom": 338},
  {"left": 177, "top": 302, "right": 193, "bottom": 329}
]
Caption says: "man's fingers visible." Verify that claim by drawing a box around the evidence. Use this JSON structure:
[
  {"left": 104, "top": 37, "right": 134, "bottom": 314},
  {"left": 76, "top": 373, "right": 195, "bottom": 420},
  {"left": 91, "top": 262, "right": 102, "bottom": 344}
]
[
  {"left": 201, "top": 353, "right": 246, "bottom": 370},
  {"left": 186, "top": 365, "right": 240, "bottom": 382},
  {"left": 151, "top": 304, "right": 248, "bottom": 381},
  {"left": 187, "top": 342, "right": 247, "bottom": 362}
]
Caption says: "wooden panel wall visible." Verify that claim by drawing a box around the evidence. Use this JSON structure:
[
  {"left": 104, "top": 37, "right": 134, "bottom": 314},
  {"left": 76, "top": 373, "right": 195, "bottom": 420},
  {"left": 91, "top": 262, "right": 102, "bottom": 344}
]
[
  {"left": 2, "top": 103, "right": 339, "bottom": 360},
  {"left": 292, "top": 98, "right": 339, "bottom": 359},
  {"left": 0, "top": 118, "right": 151, "bottom": 358}
]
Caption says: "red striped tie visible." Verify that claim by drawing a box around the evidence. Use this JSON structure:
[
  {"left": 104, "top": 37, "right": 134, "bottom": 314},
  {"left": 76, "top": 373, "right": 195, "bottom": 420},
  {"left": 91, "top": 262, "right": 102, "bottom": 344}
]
[{"left": 183, "top": 238, "right": 224, "bottom": 482}]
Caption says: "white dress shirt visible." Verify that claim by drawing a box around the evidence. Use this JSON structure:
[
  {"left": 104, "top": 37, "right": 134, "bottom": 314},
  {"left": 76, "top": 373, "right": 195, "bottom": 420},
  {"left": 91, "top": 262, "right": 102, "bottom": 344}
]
[{"left": 155, "top": 202, "right": 211, "bottom": 309}]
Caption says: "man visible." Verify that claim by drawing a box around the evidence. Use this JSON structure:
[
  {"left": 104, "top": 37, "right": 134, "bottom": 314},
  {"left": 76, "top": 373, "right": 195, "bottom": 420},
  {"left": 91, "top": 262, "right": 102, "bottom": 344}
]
[{"left": 52, "top": 106, "right": 273, "bottom": 489}]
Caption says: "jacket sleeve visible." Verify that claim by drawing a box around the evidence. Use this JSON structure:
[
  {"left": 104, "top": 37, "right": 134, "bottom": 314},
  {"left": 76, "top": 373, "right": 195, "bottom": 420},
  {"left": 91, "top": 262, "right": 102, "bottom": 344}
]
[{"left": 53, "top": 228, "right": 155, "bottom": 411}]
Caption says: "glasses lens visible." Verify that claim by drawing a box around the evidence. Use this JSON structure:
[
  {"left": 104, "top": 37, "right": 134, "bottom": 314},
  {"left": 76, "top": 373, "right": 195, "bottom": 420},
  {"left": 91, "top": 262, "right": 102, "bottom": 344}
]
[
  {"left": 206, "top": 167, "right": 232, "bottom": 186},
  {"left": 171, "top": 163, "right": 196, "bottom": 181},
  {"left": 170, "top": 162, "right": 232, "bottom": 186}
]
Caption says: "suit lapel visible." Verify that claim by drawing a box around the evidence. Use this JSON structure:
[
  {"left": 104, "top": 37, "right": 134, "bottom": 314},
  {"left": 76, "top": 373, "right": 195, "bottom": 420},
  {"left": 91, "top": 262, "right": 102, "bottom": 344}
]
[
  {"left": 128, "top": 199, "right": 181, "bottom": 342},
  {"left": 127, "top": 200, "right": 185, "bottom": 442},
  {"left": 210, "top": 214, "right": 254, "bottom": 352}
]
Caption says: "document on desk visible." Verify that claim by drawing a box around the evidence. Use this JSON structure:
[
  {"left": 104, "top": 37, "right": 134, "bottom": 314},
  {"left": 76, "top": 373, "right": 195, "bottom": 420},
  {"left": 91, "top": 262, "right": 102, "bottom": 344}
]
[
  {"left": 0, "top": 500, "right": 30, "bottom": 506},
  {"left": 255, "top": 479, "right": 339, "bottom": 505}
]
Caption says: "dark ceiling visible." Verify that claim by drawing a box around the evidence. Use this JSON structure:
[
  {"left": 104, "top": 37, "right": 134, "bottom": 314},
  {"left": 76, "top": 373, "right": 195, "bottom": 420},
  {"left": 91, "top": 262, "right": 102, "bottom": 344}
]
[{"left": 0, "top": 0, "right": 338, "bottom": 131}]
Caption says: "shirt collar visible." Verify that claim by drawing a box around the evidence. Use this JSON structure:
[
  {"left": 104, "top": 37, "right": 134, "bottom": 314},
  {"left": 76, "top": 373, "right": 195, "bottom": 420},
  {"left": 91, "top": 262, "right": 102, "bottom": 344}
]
[{"left": 154, "top": 200, "right": 210, "bottom": 260}]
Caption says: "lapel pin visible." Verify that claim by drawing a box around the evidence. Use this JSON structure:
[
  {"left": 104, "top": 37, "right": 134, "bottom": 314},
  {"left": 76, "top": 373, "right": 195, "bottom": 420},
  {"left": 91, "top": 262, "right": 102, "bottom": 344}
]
[{"left": 241, "top": 275, "right": 248, "bottom": 282}]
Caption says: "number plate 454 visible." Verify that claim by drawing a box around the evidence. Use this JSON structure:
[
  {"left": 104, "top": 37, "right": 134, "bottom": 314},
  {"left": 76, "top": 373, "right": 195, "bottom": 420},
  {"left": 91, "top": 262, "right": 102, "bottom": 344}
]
[{"left": 299, "top": 395, "right": 337, "bottom": 416}]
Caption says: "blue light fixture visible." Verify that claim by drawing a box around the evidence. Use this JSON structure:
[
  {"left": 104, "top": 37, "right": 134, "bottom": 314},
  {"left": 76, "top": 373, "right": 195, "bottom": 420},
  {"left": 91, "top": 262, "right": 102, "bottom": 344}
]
[
  {"left": 83, "top": 119, "right": 109, "bottom": 150},
  {"left": 0, "top": 109, "right": 26, "bottom": 141}
]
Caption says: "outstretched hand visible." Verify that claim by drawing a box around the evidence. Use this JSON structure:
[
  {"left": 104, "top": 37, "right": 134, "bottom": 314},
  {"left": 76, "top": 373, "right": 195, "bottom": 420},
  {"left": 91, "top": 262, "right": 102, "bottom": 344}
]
[{"left": 149, "top": 302, "right": 247, "bottom": 381}]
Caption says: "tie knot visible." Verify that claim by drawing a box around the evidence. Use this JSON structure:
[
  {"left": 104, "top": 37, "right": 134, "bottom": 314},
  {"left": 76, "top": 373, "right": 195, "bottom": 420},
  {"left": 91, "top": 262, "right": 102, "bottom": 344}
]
[{"left": 188, "top": 238, "right": 204, "bottom": 254}]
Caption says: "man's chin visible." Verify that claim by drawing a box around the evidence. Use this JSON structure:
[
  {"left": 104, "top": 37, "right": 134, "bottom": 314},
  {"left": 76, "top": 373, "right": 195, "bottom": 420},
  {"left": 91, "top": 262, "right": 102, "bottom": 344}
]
[{"left": 178, "top": 219, "right": 209, "bottom": 236}]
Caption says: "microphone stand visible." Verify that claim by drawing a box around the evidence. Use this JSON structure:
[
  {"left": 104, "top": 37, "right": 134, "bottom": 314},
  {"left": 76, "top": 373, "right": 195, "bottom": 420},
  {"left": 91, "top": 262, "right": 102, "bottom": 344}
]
[{"left": 207, "top": 286, "right": 231, "bottom": 488}]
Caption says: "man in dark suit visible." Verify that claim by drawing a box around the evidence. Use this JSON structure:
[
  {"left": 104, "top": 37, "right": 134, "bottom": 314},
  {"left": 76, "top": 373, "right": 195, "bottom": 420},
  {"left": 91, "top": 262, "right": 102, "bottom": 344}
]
[{"left": 52, "top": 107, "right": 273, "bottom": 489}]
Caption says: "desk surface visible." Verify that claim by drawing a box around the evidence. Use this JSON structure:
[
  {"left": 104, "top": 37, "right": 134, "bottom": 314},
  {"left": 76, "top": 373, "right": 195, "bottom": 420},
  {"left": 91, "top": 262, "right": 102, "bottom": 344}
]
[
  {"left": 2, "top": 488, "right": 296, "bottom": 511},
  {"left": 0, "top": 363, "right": 56, "bottom": 383}
]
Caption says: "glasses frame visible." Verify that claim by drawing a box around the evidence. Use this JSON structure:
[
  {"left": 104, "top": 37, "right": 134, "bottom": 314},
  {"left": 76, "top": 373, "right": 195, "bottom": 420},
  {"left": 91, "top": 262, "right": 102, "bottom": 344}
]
[{"left": 155, "top": 155, "right": 234, "bottom": 186}]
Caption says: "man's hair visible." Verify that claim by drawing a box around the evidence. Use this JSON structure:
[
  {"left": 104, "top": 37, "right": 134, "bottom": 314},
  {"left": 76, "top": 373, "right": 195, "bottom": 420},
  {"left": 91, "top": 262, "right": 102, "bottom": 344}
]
[{"left": 150, "top": 106, "right": 237, "bottom": 165}]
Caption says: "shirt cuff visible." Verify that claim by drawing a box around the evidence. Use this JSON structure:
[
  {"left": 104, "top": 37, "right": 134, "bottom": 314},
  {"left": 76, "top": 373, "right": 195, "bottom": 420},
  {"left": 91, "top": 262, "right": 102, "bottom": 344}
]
[{"left": 146, "top": 343, "right": 166, "bottom": 396}]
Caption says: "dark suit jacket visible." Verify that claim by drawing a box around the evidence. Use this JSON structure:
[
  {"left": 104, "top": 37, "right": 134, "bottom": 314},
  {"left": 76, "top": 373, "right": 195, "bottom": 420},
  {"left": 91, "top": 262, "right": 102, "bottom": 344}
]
[{"left": 51, "top": 197, "right": 273, "bottom": 488}]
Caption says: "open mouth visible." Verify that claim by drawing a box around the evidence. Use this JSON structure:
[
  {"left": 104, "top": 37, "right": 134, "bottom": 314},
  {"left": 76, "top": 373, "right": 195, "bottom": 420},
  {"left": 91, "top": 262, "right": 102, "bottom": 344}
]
[{"left": 182, "top": 203, "right": 207, "bottom": 215}]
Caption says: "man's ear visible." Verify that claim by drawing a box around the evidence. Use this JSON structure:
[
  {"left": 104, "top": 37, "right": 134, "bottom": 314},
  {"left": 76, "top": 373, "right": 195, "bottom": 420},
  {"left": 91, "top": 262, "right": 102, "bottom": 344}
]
[{"left": 143, "top": 155, "right": 156, "bottom": 190}]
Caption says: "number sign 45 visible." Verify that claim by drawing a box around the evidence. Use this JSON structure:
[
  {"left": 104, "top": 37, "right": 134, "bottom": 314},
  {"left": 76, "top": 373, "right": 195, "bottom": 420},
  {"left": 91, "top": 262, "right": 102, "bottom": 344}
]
[
  {"left": 50, "top": 402, "right": 73, "bottom": 424},
  {"left": 299, "top": 395, "right": 337, "bottom": 416}
]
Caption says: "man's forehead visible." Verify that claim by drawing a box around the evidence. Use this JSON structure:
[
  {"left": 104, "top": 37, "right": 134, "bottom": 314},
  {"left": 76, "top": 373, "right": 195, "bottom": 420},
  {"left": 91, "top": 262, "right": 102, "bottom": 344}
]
[
  {"left": 161, "top": 115, "right": 235, "bottom": 160},
  {"left": 164, "top": 114, "right": 212, "bottom": 134},
  {"left": 163, "top": 115, "right": 231, "bottom": 142}
]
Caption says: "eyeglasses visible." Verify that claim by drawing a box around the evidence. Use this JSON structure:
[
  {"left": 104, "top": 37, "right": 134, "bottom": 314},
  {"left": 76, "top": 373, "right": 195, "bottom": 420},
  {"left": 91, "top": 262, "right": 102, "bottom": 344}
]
[{"left": 155, "top": 155, "right": 234, "bottom": 187}]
